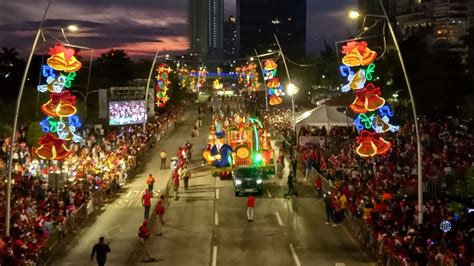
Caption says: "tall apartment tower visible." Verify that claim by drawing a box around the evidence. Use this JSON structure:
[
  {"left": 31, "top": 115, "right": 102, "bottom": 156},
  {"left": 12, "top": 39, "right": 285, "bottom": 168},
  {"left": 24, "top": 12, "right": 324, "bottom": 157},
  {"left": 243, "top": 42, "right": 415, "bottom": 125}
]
[
  {"left": 223, "top": 16, "right": 237, "bottom": 65},
  {"left": 188, "top": 0, "right": 223, "bottom": 61},
  {"left": 433, "top": 0, "right": 469, "bottom": 47},
  {"left": 237, "top": 0, "right": 306, "bottom": 59}
]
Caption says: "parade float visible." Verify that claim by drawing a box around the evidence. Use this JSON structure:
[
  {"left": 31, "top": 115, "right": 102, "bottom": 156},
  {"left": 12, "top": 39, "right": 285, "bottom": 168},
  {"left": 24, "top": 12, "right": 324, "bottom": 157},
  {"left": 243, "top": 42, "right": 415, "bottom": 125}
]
[{"left": 203, "top": 113, "right": 275, "bottom": 178}]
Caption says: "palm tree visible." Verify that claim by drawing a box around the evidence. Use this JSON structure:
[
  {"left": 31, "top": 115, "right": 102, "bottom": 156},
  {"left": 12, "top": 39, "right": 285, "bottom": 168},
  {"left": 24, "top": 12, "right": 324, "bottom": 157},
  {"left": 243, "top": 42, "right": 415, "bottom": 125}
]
[{"left": 0, "top": 47, "right": 20, "bottom": 66}]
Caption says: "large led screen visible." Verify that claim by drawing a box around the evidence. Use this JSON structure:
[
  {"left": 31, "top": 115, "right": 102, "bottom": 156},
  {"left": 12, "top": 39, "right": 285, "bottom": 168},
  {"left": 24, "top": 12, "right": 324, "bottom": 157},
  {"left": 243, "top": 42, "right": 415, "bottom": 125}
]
[{"left": 108, "top": 100, "right": 147, "bottom": 126}]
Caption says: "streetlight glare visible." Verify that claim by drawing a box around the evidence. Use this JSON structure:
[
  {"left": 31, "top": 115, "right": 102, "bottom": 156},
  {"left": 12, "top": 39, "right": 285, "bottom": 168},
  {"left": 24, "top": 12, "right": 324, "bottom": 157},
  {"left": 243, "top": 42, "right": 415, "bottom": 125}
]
[
  {"left": 349, "top": 10, "right": 361, "bottom": 19},
  {"left": 67, "top": 25, "right": 79, "bottom": 32},
  {"left": 287, "top": 83, "right": 298, "bottom": 96}
]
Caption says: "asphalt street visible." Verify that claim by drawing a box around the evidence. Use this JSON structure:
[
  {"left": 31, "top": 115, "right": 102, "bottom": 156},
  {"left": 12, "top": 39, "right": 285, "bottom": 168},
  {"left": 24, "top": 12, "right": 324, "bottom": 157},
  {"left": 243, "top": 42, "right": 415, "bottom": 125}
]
[{"left": 53, "top": 101, "right": 374, "bottom": 266}]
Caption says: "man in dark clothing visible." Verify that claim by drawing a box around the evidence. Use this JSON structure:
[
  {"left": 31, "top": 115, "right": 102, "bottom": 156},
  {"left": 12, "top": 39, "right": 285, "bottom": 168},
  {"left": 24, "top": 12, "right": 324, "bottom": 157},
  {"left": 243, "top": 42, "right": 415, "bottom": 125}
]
[
  {"left": 91, "top": 237, "right": 111, "bottom": 266},
  {"left": 324, "top": 192, "right": 333, "bottom": 224},
  {"left": 285, "top": 171, "right": 297, "bottom": 197},
  {"left": 291, "top": 158, "right": 298, "bottom": 178}
]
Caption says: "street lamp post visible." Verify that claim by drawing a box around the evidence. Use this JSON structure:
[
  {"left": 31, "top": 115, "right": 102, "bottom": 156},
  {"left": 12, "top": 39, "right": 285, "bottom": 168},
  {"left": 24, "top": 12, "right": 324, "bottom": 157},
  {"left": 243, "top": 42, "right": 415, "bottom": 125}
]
[
  {"left": 143, "top": 51, "right": 169, "bottom": 132},
  {"left": 287, "top": 83, "right": 298, "bottom": 134},
  {"left": 5, "top": 0, "right": 53, "bottom": 237},
  {"left": 350, "top": 0, "right": 424, "bottom": 224},
  {"left": 71, "top": 89, "right": 99, "bottom": 119}
]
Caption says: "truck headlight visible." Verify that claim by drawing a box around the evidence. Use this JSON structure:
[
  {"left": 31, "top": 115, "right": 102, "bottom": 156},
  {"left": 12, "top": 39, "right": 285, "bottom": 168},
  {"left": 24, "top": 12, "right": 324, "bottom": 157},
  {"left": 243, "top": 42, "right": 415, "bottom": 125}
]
[
  {"left": 256, "top": 179, "right": 262, "bottom": 184},
  {"left": 235, "top": 180, "right": 242, "bottom": 185}
]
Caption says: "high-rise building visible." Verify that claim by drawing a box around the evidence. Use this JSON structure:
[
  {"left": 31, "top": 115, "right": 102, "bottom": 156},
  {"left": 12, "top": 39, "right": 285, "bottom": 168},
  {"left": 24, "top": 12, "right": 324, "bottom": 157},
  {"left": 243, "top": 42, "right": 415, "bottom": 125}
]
[
  {"left": 223, "top": 16, "right": 237, "bottom": 65},
  {"left": 237, "top": 0, "right": 306, "bottom": 59},
  {"left": 396, "top": 0, "right": 433, "bottom": 39},
  {"left": 433, "top": 0, "right": 469, "bottom": 47},
  {"left": 188, "top": 0, "right": 209, "bottom": 57},
  {"left": 188, "top": 0, "right": 223, "bottom": 61},
  {"left": 208, "top": 0, "right": 224, "bottom": 60},
  {"left": 469, "top": 0, "right": 474, "bottom": 28}
]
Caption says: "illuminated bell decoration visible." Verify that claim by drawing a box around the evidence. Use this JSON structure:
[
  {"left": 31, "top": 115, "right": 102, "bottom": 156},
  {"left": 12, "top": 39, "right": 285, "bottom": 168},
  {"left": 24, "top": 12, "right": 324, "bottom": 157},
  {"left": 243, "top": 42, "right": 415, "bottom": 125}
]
[
  {"left": 341, "top": 69, "right": 367, "bottom": 92},
  {"left": 269, "top": 96, "right": 283, "bottom": 105},
  {"left": 341, "top": 41, "right": 377, "bottom": 67},
  {"left": 36, "top": 133, "right": 71, "bottom": 160},
  {"left": 356, "top": 130, "right": 391, "bottom": 157},
  {"left": 41, "top": 90, "right": 77, "bottom": 118},
  {"left": 439, "top": 220, "right": 452, "bottom": 233},
  {"left": 47, "top": 43, "right": 82, "bottom": 72},
  {"left": 349, "top": 83, "right": 385, "bottom": 114}
]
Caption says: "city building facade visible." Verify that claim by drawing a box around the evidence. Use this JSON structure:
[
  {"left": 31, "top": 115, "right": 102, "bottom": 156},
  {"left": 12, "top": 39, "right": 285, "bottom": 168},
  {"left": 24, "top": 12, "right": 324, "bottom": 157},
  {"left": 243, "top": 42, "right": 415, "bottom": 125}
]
[
  {"left": 237, "top": 0, "right": 306, "bottom": 59},
  {"left": 188, "top": 0, "right": 224, "bottom": 62},
  {"left": 223, "top": 16, "right": 237, "bottom": 66}
]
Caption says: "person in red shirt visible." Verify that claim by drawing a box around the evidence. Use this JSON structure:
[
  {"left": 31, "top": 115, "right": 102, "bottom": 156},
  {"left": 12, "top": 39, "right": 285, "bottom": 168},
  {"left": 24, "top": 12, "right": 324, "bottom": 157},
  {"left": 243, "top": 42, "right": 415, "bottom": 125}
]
[
  {"left": 142, "top": 190, "right": 152, "bottom": 220},
  {"left": 155, "top": 195, "right": 165, "bottom": 236},
  {"left": 138, "top": 220, "right": 153, "bottom": 262},
  {"left": 315, "top": 176, "right": 323, "bottom": 199},
  {"left": 247, "top": 195, "right": 255, "bottom": 222}
]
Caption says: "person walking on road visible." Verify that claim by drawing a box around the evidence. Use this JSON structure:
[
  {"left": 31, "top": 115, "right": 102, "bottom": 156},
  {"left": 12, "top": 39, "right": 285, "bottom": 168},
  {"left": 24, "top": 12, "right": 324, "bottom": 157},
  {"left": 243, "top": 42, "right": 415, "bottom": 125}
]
[
  {"left": 247, "top": 195, "right": 255, "bottom": 222},
  {"left": 146, "top": 174, "right": 155, "bottom": 194},
  {"left": 315, "top": 175, "right": 323, "bottom": 199},
  {"left": 172, "top": 169, "right": 180, "bottom": 200},
  {"left": 182, "top": 165, "right": 191, "bottom": 191},
  {"left": 285, "top": 171, "right": 297, "bottom": 197},
  {"left": 291, "top": 157, "right": 298, "bottom": 179},
  {"left": 160, "top": 150, "right": 167, "bottom": 170},
  {"left": 155, "top": 195, "right": 165, "bottom": 236},
  {"left": 91, "top": 237, "right": 111, "bottom": 266},
  {"left": 142, "top": 189, "right": 152, "bottom": 220},
  {"left": 138, "top": 220, "right": 154, "bottom": 262}
]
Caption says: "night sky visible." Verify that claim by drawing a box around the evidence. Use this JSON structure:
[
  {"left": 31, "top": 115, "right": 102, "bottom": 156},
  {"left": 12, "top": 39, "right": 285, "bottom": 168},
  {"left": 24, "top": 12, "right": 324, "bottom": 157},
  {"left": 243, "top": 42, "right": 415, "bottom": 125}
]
[{"left": 0, "top": 0, "right": 357, "bottom": 58}]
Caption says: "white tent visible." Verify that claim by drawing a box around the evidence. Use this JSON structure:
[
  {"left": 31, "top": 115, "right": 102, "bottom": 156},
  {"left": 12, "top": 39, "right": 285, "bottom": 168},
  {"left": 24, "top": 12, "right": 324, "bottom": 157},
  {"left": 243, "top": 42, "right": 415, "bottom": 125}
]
[{"left": 296, "top": 104, "right": 353, "bottom": 132}]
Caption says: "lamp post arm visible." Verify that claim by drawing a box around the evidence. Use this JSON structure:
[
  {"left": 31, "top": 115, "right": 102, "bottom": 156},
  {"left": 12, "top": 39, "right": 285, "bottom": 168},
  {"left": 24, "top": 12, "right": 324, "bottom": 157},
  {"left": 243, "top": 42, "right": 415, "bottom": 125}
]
[
  {"left": 254, "top": 48, "right": 268, "bottom": 110},
  {"left": 143, "top": 50, "right": 160, "bottom": 132},
  {"left": 5, "top": 0, "right": 53, "bottom": 237},
  {"left": 378, "top": 0, "right": 423, "bottom": 224},
  {"left": 273, "top": 34, "right": 292, "bottom": 84}
]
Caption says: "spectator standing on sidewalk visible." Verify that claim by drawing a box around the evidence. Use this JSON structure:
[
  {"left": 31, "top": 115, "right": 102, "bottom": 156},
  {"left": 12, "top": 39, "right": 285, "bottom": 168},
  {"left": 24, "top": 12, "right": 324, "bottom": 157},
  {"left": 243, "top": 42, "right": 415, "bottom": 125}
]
[
  {"left": 138, "top": 220, "right": 154, "bottom": 262},
  {"left": 155, "top": 195, "right": 165, "bottom": 236},
  {"left": 90, "top": 237, "right": 111, "bottom": 266},
  {"left": 247, "top": 194, "right": 255, "bottom": 222},
  {"left": 160, "top": 150, "right": 167, "bottom": 170},
  {"left": 142, "top": 189, "right": 152, "bottom": 220},
  {"left": 146, "top": 174, "right": 155, "bottom": 194}
]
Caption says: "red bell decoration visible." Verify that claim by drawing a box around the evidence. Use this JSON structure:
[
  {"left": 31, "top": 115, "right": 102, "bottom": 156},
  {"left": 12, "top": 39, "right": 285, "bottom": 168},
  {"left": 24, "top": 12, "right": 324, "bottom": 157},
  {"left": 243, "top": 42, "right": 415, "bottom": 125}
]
[
  {"left": 356, "top": 130, "right": 392, "bottom": 157},
  {"left": 349, "top": 83, "right": 385, "bottom": 114},
  {"left": 36, "top": 133, "right": 71, "bottom": 160},
  {"left": 41, "top": 90, "right": 77, "bottom": 117}
]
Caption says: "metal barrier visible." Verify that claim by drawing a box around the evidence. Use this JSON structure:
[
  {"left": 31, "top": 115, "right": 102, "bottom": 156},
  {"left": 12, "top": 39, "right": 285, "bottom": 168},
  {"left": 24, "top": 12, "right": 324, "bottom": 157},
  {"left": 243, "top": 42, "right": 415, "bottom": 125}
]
[{"left": 307, "top": 166, "right": 407, "bottom": 266}]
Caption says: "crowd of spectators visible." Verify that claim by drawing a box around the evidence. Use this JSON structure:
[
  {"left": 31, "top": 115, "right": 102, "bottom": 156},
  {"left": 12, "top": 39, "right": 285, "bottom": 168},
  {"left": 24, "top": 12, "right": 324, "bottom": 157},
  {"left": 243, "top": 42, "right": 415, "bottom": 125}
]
[
  {"left": 0, "top": 102, "right": 187, "bottom": 265},
  {"left": 297, "top": 118, "right": 474, "bottom": 265}
]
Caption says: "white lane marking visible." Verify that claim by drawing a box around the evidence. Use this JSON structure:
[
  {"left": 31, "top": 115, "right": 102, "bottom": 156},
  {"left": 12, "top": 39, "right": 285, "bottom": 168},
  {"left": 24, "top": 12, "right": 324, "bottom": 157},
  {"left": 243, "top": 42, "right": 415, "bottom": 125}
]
[
  {"left": 215, "top": 212, "right": 219, "bottom": 226},
  {"left": 289, "top": 243, "right": 301, "bottom": 266},
  {"left": 216, "top": 189, "right": 219, "bottom": 200},
  {"left": 335, "top": 263, "right": 345, "bottom": 266},
  {"left": 275, "top": 211, "right": 283, "bottom": 226},
  {"left": 212, "top": 246, "right": 218, "bottom": 266},
  {"left": 288, "top": 202, "right": 294, "bottom": 213},
  {"left": 266, "top": 188, "right": 272, "bottom": 198}
]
